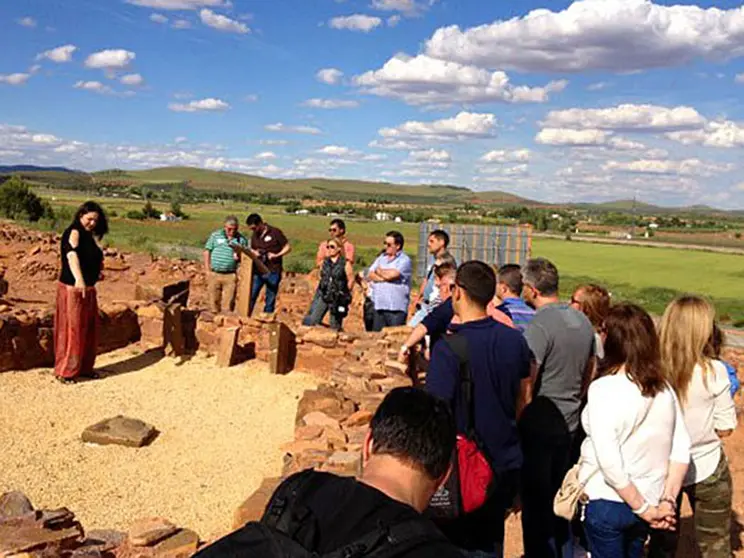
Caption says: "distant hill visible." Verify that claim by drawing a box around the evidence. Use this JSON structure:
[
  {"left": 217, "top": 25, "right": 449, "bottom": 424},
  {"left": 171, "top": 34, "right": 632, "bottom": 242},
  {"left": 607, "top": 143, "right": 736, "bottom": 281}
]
[{"left": 0, "top": 165, "right": 77, "bottom": 173}]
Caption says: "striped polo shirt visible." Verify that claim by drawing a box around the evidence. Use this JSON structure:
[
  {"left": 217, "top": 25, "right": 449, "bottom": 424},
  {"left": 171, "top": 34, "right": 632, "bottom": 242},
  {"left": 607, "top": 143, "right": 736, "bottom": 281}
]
[
  {"left": 498, "top": 297, "right": 536, "bottom": 333},
  {"left": 205, "top": 229, "right": 248, "bottom": 273}
]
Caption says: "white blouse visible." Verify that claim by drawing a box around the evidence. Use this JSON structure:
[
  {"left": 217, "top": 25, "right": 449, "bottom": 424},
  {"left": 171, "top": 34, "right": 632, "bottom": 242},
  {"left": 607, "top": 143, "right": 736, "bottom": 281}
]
[
  {"left": 681, "top": 360, "right": 737, "bottom": 485},
  {"left": 579, "top": 372, "right": 690, "bottom": 505}
]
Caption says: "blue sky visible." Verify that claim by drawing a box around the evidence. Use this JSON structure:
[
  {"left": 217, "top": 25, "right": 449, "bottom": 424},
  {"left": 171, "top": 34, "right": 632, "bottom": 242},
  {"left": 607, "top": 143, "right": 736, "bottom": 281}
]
[{"left": 1, "top": 0, "right": 744, "bottom": 208}]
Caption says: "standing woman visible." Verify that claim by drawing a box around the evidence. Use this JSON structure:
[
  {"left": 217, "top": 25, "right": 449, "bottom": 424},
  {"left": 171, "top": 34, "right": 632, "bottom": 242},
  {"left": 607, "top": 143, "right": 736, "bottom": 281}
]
[
  {"left": 55, "top": 201, "right": 108, "bottom": 384},
  {"left": 651, "top": 296, "right": 737, "bottom": 557},
  {"left": 570, "top": 283, "right": 611, "bottom": 360},
  {"left": 578, "top": 303, "right": 690, "bottom": 558},
  {"left": 303, "top": 238, "right": 354, "bottom": 331}
]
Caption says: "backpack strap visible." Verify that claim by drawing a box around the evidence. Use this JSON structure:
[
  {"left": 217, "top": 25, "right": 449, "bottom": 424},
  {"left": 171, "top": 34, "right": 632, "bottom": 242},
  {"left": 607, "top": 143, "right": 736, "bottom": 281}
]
[
  {"left": 444, "top": 334, "right": 476, "bottom": 437},
  {"left": 262, "top": 469, "right": 327, "bottom": 538},
  {"left": 321, "top": 518, "right": 447, "bottom": 558}
]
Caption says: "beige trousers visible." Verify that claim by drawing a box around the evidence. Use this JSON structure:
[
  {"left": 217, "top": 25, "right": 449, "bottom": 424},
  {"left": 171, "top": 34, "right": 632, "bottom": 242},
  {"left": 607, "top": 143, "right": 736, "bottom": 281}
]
[{"left": 208, "top": 272, "right": 237, "bottom": 313}]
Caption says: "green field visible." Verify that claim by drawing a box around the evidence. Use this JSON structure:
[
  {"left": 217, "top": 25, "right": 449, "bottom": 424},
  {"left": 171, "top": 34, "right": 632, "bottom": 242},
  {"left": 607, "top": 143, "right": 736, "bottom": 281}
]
[{"left": 30, "top": 194, "right": 744, "bottom": 326}]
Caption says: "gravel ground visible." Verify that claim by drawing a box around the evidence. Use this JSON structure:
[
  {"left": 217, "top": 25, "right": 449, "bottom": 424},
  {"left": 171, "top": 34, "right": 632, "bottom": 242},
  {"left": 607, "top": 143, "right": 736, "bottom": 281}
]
[{"left": 0, "top": 348, "right": 317, "bottom": 539}]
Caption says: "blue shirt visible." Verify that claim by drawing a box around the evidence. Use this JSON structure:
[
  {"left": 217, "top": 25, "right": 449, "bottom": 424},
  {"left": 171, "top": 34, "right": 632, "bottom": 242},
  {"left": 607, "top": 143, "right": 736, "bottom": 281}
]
[
  {"left": 370, "top": 251, "right": 412, "bottom": 313},
  {"left": 422, "top": 298, "right": 455, "bottom": 350},
  {"left": 498, "top": 297, "right": 535, "bottom": 333},
  {"left": 427, "top": 318, "right": 532, "bottom": 471}
]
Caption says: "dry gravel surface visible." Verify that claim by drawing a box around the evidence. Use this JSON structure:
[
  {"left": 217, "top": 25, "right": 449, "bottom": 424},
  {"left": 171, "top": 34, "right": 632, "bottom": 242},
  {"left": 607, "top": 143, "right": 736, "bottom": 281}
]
[{"left": 0, "top": 349, "right": 317, "bottom": 539}]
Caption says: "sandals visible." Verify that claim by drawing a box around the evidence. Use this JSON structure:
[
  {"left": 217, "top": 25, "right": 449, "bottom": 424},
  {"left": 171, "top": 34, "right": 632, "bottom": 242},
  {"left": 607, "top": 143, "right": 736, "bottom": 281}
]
[{"left": 56, "top": 376, "right": 76, "bottom": 385}]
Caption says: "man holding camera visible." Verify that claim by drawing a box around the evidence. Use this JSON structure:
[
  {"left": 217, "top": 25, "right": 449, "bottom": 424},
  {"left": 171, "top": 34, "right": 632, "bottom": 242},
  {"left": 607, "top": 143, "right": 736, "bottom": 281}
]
[{"left": 244, "top": 213, "right": 291, "bottom": 315}]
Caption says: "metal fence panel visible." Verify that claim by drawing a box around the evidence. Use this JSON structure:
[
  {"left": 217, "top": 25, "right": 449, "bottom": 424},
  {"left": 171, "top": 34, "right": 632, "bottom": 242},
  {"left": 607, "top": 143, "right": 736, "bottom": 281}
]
[{"left": 416, "top": 223, "right": 532, "bottom": 277}]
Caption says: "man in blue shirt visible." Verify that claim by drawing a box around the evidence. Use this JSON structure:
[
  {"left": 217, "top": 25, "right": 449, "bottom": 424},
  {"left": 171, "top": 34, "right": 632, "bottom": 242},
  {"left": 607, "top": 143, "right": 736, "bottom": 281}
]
[
  {"left": 496, "top": 264, "right": 535, "bottom": 333},
  {"left": 367, "top": 231, "right": 412, "bottom": 331},
  {"left": 427, "top": 261, "right": 532, "bottom": 556}
]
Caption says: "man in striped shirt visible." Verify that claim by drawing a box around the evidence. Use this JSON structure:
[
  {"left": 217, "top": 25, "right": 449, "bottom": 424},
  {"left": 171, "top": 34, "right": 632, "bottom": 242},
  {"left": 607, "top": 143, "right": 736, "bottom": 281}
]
[
  {"left": 496, "top": 264, "right": 535, "bottom": 333},
  {"left": 203, "top": 216, "right": 248, "bottom": 313}
]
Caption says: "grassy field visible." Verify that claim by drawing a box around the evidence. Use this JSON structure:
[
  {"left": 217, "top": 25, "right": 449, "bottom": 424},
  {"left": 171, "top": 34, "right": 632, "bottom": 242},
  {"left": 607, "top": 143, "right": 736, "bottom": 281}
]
[{"left": 32, "top": 193, "right": 744, "bottom": 325}]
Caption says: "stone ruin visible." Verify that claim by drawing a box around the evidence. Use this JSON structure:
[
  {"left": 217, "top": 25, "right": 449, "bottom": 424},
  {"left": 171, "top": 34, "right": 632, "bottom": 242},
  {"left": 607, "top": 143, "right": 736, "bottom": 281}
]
[{"left": 1, "top": 222, "right": 743, "bottom": 556}]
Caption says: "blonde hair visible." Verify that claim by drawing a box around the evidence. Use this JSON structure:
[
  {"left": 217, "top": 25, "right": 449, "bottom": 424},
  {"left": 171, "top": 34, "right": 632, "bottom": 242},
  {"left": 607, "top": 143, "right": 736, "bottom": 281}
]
[{"left": 658, "top": 295, "right": 716, "bottom": 404}]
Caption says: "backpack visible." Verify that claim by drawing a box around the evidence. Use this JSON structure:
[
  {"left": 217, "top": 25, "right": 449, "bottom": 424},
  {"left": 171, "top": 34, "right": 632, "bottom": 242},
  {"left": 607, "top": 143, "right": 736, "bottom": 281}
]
[{"left": 194, "top": 470, "right": 448, "bottom": 558}]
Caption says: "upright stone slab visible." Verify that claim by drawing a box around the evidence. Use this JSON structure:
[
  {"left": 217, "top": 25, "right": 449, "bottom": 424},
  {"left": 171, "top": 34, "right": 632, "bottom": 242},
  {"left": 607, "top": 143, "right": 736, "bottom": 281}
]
[
  {"left": 81, "top": 416, "right": 157, "bottom": 448},
  {"left": 163, "top": 303, "right": 185, "bottom": 357},
  {"left": 269, "top": 322, "right": 296, "bottom": 375},
  {"left": 235, "top": 257, "right": 254, "bottom": 318},
  {"left": 215, "top": 327, "right": 239, "bottom": 368}
]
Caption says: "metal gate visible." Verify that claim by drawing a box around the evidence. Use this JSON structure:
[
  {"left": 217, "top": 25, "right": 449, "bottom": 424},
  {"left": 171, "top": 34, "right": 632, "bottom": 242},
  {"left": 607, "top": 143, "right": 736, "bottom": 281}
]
[{"left": 416, "top": 223, "right": 532, "bottom": 277}]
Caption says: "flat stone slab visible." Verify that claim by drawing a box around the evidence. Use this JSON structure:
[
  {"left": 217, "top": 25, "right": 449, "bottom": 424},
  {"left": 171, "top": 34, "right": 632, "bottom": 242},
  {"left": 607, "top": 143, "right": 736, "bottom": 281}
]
[
  {"left": 0, "top": 491, "right": 34, "bottom": 519},
  {"left": 81, "top": 416, "right": 157, "bottom": 448}
]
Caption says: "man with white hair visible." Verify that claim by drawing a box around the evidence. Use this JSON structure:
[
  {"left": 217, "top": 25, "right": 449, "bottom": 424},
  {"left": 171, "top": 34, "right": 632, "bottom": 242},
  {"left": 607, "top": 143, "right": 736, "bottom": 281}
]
[{"left": 203, "top": 215, "right": 248, "bottom": 313}]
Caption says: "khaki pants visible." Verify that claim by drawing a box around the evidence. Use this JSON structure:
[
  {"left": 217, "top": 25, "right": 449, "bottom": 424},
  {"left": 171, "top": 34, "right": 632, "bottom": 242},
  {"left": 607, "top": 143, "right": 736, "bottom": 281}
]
[{"left": 208, "top": 271, "right": 237, "bottom": 313}]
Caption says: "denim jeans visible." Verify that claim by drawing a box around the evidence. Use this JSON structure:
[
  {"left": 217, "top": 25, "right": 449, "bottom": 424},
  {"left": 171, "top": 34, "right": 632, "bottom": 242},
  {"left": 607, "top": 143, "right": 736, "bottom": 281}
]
[
  {"left": 372, "top": 309, "right": 407, "bottom": 332},
  {"left": 584, "top": 499, "right": 648, "bottom": 558},
  {"left": 249, "top": 271, "right": 281, "bottom": 314},
  {"left": 303, "top": 291, "right": 343, "bottom": 330}
]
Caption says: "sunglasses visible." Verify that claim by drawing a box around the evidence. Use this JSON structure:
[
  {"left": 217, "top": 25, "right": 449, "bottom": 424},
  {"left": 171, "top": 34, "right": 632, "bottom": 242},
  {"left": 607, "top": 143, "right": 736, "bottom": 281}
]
[
  {"left": 384, "top": 241, "right": 396, "bottom": 247},
  {"left": 328, "top": 244, "right": 339, "bottom": 250},
  {"left": 329, "top": 227, "right": 339, "bottom": 233}
]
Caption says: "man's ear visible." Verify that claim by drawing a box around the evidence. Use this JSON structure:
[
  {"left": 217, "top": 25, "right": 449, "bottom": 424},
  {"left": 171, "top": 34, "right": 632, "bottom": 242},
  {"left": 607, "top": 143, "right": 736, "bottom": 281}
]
[{"left": 362, "top": 430, "right": 374, "bottom": 465}]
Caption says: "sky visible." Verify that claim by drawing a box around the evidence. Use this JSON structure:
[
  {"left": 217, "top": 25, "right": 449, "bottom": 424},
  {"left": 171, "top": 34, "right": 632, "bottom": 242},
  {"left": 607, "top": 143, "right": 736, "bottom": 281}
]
[{"left": 1, "top": 0, "right": 744, "bottom": 208}]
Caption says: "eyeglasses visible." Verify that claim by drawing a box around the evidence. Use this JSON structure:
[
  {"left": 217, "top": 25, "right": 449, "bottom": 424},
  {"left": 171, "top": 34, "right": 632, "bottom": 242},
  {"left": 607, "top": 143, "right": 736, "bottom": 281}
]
[
  {"left": 329, "top": 227, "right": 339, "bottom": 233},
  {"left": 384, "top": 241, "right": 395, "bottom": 247},
  {"left": 328, "top": 245, "right": 339, "bottom": 250}
]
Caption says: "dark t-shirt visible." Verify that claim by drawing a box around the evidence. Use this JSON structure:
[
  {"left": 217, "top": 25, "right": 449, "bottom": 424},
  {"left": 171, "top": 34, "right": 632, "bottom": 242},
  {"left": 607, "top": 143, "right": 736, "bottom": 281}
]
[
  {"left": 268, "top": 472, "right": 463, "bottom": 557},
  {"left": 59, "top": 222, "right": 103, "bottom": 287},
  {"left": 422, "top": 298, "right": 455, "bottom": 350},
  {"left": 251, "top": 224, "right": 288, "bottom": 273},
  {"left": 427, "top": 318, "right": 532, "bottom": 471}
]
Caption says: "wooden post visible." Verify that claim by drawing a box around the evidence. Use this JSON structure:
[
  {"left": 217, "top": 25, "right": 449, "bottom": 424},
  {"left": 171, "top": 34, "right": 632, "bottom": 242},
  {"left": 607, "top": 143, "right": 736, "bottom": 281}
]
[
  {"left": 164, "top": 303, "right": 185, "bottom": 357},
  {"left": 235, "top": 256, "right": 254, "bottom": 317},
  {"left": 269, "top": 322, "right": 296, "bottom": 375},
  {"left": 216, "top": 327, "right": 240, "bottom": 367}
]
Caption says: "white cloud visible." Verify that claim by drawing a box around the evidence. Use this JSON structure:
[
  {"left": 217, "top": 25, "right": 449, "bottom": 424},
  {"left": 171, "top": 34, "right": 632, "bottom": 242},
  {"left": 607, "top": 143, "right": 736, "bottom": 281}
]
[
  {"left": 371, "top": 0, "right": 437, "bottom": 16},
  {"left": 265, "top": 123, "right": 322, "bottom": 135},
  {"left": 355, "top": 54, "right": 567, "bottom": 106},
  {"left": 368, "top": 138, "right": 418, "bottom": 150},
  {"left": 736, "top": 73, "right": 744, "bottom": 84},
  {"left": 536, "top": 128, "right": 648, "bottom": 150},
  {"left": 424, "top": 0, "right": 744, "bottom": 73},
  {"left": 380, "top": 112, "right": 497, "bottom": 144},
  {"left": 362, "top": 153, "right": 387, "bottom": 161},
  {"left": 666, "top": 120, "right": 744, "bottom": 149},
  {"left": 603, "top": 158, "right": 733, "bottom": 177},
  {"left": 387, "top": 15, "right": 402, "bottom": 27},
  {"left": 302, "top": 98, "right": 359, "bottom": 109},
  {"left": 260, "top": 139, "right": 289, "bottom": 146},
  {"left": 36, "top": 44, "right": 78, "bottom": 63},
  {"left": 85, "top": 49, "right": 136, "bottom": 70},
  {"left": 28, "top": 65, "right": 41, "bottom": 74},
  {"left": 410, "top": 148, "right": 451, "bottom": 162},
  {"left": 199, "top": 9, "right": 250, "bottom": 33},
  {"left": 587, "top": 82, "right": 610, "bottom": 91},
  {"left": 168, "top": 98, "right": 230, "bottom": 112},
  {"left": 255, "top": 151, "right": 277, "bottom": 160},
  {"left": 543, "top": 104, "right": 706, "bottom": 132},
  {"left": 17, "top": 17, "right": 37, "bottom": 28},
  {"left": 480, "top": 149, "right": 531, "bottom": 163},
  {"left": 74, "top": 80, "right": 114, "bottom": 94},
  {"left": 174, "top": 136, "right": 188, "bottom": 144},
  {"left": 736, "top": 183, "right": 744, "bottom": 192},
  {"left": 244, "top": 94, "right": 259, "bottom": 102},
  {"left": 172, "top": 19, "right": 192, "bottom": 29},
  {"left": 0, "top": 74, "right": 31, "bottom": 86},
  {"left": 479, "top": 164, "right": 529, "bottom": 178},
  {"left": 318, "top": 145, "right": 359, "bottom": 157},
  {"left": 126, "top": 0, "right": 229, "bottom": 9},
  {"left": 120, "top": 73, "right": 145, "bottom": 86},
  {"left": 316, "top": 68, "right": 344, "bottom": 85},
  {"left": 150, "top": 13, "right": 169, "bottom": 24},
  {"left": 329, "top": 14, "right": 383, "bottom": 32}
]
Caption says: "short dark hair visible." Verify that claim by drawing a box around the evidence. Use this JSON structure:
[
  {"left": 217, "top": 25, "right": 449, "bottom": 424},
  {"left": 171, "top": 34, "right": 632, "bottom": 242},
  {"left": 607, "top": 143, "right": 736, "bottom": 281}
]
[
  {"left": 497, "top": 264, "right": 523, "bottom": 296},
  {"left": 330, "top": 218, "right": 346, "bottom": 233},
  {"left": 73, "top": 201, "right": 109, "bottom": 239},
  {"left": 429, "top": 229, "right": 450, "bottom": 248},
  {"left": 522, "top": 258, "right": 559, "bottom": 296},
  {"left": 246, "top": 213, "right": 263, "bottom": 226},
  {"left": 385, "top": 230, "right": 404, "bottom": 250},
  {"left": 600, "top": 303, "right": 665, "bottom": 398},
  {"left": 370, "top": 387, "right": 455, "bottom": 480},
  {"left": 705, "top": 323, "right": 724, "bottom": 360},
  {"left": 456, "top": 260, "right": 496, "bottom": 308}
]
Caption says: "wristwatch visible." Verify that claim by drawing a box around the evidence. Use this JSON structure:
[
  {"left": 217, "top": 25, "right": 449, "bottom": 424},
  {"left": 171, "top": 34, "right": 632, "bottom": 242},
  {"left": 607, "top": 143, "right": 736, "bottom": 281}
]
[{"left": 400, "top": 344, "right": 409, "bottom": 354}]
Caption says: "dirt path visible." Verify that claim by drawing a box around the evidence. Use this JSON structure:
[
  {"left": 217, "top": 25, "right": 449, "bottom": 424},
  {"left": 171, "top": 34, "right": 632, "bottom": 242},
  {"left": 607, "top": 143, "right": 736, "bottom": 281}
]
[{"left": 0, "top": 348, "right": 317, "bottom": 539}]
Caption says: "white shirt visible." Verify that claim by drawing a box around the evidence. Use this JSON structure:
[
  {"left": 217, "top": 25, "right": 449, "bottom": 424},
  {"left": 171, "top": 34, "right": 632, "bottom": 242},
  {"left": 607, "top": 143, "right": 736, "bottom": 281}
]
[
  {"left": 681, "top": 360, "right": 737, "bottom": 486},
  {"left": 579, "top": 372, "right": 690, "bottom": 505}
]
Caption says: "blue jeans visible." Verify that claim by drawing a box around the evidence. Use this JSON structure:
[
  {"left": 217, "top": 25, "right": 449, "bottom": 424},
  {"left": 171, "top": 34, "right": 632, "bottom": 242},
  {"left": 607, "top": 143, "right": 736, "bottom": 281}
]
[
  {"left": 372, "top": 310, "right": 407, "bottom": 332},
  {"left": 250, "top": 271, "right": 281, "bottom": 314},
  {"left": 303, "top": 291, "right": 343, "bottom": 330},
  {"left": 584, "top": 499, "right": 648, "bottom": 558}
]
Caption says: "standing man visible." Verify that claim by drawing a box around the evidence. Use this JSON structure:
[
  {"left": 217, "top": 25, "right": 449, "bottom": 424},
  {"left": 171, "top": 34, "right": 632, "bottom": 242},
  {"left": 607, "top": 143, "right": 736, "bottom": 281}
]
[
  {"left": 245, "top": 213, "right": 291, "bottom": 315},
  {"left": 203, "top": 215, "right": 248, "bottom": 314},
  {"left": 316, "top": 218, "right": 355, "bottom": 267},
  {"left": 367, "top": 231, "right": 412, "bottom": 331},
  {"left": 496, "top": 263, "right": 535, "bottom": 333},
  {"left": 519, "top": 258, "right": 595, "bottom": 558},
  {"left": 427, "top": 261, "right": 532, "bottom": 556},
  {"left": 409, "top": 230, "right": 456, "bottom": 327}
]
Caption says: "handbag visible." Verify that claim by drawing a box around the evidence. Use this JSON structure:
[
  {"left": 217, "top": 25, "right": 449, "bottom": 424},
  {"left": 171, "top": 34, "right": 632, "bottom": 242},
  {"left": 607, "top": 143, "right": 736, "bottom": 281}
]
[{"left": 428, "top": 334, "right": 494, "bottom": 519}]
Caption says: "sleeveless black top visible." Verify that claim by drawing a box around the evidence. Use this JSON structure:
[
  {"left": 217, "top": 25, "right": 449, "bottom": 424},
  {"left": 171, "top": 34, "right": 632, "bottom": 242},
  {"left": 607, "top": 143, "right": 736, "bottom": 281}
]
[
  {"left": 319, "top": 256, "right": 351, "bottom": 305},
  {"left": 59, "top": 222, "right": 103, "bottom": 287}
]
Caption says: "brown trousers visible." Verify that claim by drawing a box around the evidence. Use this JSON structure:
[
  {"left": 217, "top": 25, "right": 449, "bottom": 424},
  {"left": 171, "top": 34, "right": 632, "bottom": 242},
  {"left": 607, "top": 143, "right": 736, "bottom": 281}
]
[{"left": 208, "top": 272, "right": 237, "bottom": 313}]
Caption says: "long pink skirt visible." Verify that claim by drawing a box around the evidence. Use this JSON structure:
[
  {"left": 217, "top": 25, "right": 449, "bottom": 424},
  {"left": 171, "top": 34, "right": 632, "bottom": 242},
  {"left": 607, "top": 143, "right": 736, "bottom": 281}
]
[{"left": 54, "top": 282, "right": 99, "bottom": 379}]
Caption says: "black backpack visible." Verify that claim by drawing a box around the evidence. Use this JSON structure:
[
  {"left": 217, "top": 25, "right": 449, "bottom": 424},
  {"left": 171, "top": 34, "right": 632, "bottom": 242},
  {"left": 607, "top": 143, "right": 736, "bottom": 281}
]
[{"left": 194, "top": 470, "right": 448, "bottom": 558}]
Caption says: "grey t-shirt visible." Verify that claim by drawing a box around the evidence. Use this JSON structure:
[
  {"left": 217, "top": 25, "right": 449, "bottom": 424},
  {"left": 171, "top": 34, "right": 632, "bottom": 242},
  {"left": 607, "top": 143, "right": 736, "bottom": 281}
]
[{"left": 524, "top": 303, "right": 595, "bottom": 432}]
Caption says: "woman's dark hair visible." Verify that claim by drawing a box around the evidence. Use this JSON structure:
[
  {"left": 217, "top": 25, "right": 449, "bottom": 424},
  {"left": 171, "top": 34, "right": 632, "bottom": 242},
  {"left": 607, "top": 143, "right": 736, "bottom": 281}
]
[
  {"left": 599, "top": 302, "right": 665, "bottom": 397},
  {"left": 704, "top": 322, "right": 724, "bottom": 360},
  {"left": 73, "top": 201, "right": 109, "bottom": 238}
]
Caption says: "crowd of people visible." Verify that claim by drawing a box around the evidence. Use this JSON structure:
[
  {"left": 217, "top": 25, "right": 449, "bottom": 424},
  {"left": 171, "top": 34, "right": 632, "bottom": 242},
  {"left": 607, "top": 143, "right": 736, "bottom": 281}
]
[{"left": 53, "top": 204, "right": 740, "bottom": 558}]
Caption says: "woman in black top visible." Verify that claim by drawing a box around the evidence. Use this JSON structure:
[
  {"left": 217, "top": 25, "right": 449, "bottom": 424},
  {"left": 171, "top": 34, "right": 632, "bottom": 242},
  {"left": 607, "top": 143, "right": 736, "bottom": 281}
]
[
  {"left": 54, "top": 201, "right": 108, "bottom": 384},
  {"left": 303, "top": 239, "right": 354, "bottom": 330}
]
